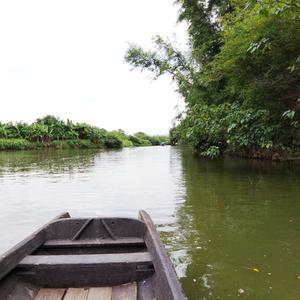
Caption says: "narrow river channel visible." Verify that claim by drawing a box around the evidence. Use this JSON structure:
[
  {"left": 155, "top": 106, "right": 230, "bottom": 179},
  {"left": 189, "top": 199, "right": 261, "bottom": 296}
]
[{"left": 0, "top": 146, "right": 299, "bottom": 299}]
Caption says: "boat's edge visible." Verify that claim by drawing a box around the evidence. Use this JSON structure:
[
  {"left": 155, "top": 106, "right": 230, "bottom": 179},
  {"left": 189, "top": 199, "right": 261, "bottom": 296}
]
[
  {"left": 0, "top": 212, "right": 70, "bottom": 281},
  {"left": 1, "top": 211, "right": 186, "bottom": 300},
  {"left": 138, "top": 210, "right": 186, "bottom": 300}
]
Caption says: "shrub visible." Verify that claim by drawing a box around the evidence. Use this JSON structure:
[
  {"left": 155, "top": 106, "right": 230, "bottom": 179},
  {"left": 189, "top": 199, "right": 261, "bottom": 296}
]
[
  {"left": 173, "top": 103, "right": 298, "bottom": 157},
  {"left": 201, "top": 146, "right": 220, "bottom": 158},
  {"left": 0, "top": 117, "right": 165, "bottom": 151},
  {"left": 0, "top": 139, "right": 33, "bottom": 150},
  {"left": 104, "top": 133, "right": 123, "bottom": 148}
]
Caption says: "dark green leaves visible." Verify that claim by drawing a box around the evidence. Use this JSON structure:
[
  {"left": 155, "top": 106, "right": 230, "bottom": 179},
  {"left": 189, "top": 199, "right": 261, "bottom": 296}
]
[{"left": 125, "top": 0, "right": 300, "bottom": 157}]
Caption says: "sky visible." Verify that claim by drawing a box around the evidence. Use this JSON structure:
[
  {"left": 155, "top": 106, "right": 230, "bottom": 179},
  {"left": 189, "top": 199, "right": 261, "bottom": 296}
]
[{"left": 0, "top": 0, "right": 188, "bottom": 134}]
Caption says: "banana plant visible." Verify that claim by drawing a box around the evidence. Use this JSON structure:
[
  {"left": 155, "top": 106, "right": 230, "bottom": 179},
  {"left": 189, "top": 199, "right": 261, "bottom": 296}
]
[{"left": 0, "top": 123, "right": 7, "bottom": 139}]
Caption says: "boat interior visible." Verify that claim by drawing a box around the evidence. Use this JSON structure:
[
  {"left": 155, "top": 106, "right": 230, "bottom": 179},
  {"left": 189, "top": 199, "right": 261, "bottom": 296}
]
[{"left": 0, "top": 212, "right": 185, "bottom": 300}]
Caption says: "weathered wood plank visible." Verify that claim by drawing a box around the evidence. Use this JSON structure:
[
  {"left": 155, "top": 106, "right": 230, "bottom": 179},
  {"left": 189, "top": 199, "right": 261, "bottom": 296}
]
[
  {"left": 34, "top": 245, "right": 146, "bottom": 255},
  {"left": 112, "top": 282, "right": 137, "bottom": 300},
  {"left": 43, "top": 238, "right": 145, "bottom": 248},
  {"left": 137, "top": 277, "right": 155, "bottom": 300},
  {"left": 35, "top": 288, "right": 65, "bottom": 300},
  {"left": 0, "top": 273, "right": 39, "bottom": 300},
  {"left": 19, "top": 252, "right": 152, "bottom": 266},
  {"left": 45, "top": 218, "right": 146, "bottom": 241},
  {"left": 64, "top": 288, "right": 89, "bottom": 300},
  {"left": 0, "top": 212, "right": 70, "bottom": 281},
  {"left": 87, "top": 287, "right": 112, "bottom": 300},
  {"left": 139, "top": 210, "right": 186, "bottom": 300},
  {"left": 17, "top": 252, "right": 153, "bottom": 287}
]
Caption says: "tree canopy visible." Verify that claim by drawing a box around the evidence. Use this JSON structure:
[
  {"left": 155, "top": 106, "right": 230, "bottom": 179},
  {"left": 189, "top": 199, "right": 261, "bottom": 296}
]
[{"left": 125, "top": 0, "right": 300, "bottom": 159}]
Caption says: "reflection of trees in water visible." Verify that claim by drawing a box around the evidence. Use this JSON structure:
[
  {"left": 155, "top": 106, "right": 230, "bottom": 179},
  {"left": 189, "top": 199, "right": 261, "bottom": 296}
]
[
  {"left": 0, "top": 149, "right": 102, "bottom": 175},
  {"left": 174, "top": 149, "right": 300, "bottom": 299}
]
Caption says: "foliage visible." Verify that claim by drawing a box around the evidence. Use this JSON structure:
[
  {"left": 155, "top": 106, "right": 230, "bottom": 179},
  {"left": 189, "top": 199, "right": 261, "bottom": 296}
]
[
  {"left": 201, "top": 146, "right": 220, "bottom": 158},
  {"left": 0, "top": 139, "right": 33, "bottom": 150},
  {"left": 0, "top": 116, "right": 168, "bottom": 151},
  {"left": 107, "top": 130, "right": 133, "bottom": 147},
  {"left": 209, "top": 2, "right": 300, "bottom": 115},
  {"left": 104, "top": 132, "right": 123, "bottom": 149},
  {"left": 125, "top": 0, "right": 300, "bottom": 158},
  {"left": 128, "top": 132, "right": 168, "bottom": 146},
  {"left": 172, "top": 103, "right": 300, "bottom": 156},
  {"left": 147, "top": 134, "right": 169, "bottom": 145}
]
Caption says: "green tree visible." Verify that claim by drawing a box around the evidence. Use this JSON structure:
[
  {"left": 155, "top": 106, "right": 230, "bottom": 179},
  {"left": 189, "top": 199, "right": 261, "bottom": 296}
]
[{"left": 125, "top": 0, "right": 300, "bottom": 157}]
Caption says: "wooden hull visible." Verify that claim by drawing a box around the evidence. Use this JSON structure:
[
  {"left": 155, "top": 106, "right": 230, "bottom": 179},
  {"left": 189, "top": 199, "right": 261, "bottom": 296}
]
[{"left": 0, "top": 211, "right": 186, "bottom": 300}]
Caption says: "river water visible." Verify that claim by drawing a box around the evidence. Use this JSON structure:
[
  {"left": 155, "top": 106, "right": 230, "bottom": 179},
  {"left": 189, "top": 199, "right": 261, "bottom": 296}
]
[{"left": 0, "top": 146, "right": 299, "bottom": 299}]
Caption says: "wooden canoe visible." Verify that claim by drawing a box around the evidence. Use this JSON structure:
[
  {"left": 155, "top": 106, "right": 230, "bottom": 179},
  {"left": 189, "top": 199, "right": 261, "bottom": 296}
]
[{"left": 0, "top": 211, "right": 186, "bottom": 300}]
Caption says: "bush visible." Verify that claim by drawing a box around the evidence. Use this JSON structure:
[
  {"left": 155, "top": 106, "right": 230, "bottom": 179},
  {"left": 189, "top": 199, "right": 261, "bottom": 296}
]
[
  {"left": 0, "top": 117, "right": 166, "bottom": 151},
  {"left": 173, "top": 103, "right": 298, "bottom": 157},
  {"left": 104, "top": 133, "right": 123, "bottom": 148},
  {"left": 0, "top": 139, "right": 33, "bottom": 150},
  {"left": 201, "top": 146, "right": 220, "bottom": 158},
  {"left": 129, "top": 133, "right": 153, "bottom": 146}
]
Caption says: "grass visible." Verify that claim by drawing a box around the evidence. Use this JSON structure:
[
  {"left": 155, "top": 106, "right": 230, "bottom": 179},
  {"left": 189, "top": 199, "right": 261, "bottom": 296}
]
[
  {"left": 0, "top": 139, "right": 34, "bottom": 150},
  {"left": 0, "top": 139, "right": 103, "bottom": 151}
]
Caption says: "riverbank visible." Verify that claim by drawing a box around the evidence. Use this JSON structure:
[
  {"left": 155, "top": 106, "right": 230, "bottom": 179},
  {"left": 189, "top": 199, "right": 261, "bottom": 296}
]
[
  {"left": 0, "top": 139, "right": 104, "bottom": 151},
  {"left": 196, "top": 147, "right": 300, "bottom": 162},
  {"left": 0, "top": 138, "right": 169, "bottom": 151},
  {"left": 235, "top": 149, "right": 300, "bottom": 162},
  {"left": 0, "top": 116, "right": 169, "bottom": 151}
]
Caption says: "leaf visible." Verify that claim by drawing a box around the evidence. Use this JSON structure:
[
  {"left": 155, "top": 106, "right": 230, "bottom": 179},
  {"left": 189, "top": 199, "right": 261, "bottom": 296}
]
[
  {"left": 282, "top": 110, "right": 295, "bottom": 120},
  {"left": 244, "top": 267, "right": 260, "bottom": 272}
]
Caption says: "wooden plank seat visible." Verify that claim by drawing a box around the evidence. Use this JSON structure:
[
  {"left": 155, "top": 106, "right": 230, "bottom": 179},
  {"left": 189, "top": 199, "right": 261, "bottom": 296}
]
[
  {"left": 34, "top": 238, "right": 147, "bottom": 255},
  {"left": 43, "top": 238, "right": 145, "bottom": 248},
  {"left": 35, "top": 282, "right": 137, "bottom": 300},
  {"left": 19, "top": 252, "right": 152, "bottom": 266},
  {"left": 17, "top": 253, "right": 154, "bottom": 287}
]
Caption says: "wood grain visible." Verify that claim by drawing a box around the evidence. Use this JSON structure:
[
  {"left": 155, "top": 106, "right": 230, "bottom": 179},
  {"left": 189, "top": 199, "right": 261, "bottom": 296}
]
[
  {"left": 43, "top": 238, "right": 145, "bottom": 248},
  {"left": 35, "top": 288, "right": 65, "bottom": 300},
  {"left": 19, "top": 252, "right": 152, "bottom": 266},
  {"left": 64, "top": 288, "right": 89, "bottom": 300},
  {"left": 112, "top": 282, "right": 137, "bottom": 300},
  {"left": 139, "top": 210, "right": 186, "bottom": 300},
  {"left": 0, "top": 212, "right": 69, "bottom": 281},
  {"left": 87, "top": 287, "right": 112, "bottom": 300}
]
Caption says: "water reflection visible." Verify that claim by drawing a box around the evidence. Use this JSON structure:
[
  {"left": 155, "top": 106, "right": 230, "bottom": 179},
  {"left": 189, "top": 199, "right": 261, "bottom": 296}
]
[
  {"left": 172, "top": 149, "right": 300, "bottom": 300},
  {"left": 0, "top": 147, "right": 300, "bottom": 299},
  {"left": 0, "top": 149, "right": 100, "bottom": 177},
  {"left": 0, "top": 147, "right": 183, "bottom": 254}
]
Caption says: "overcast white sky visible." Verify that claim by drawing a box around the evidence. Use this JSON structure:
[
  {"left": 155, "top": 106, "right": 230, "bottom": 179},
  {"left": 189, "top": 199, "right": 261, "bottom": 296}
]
[{"left": 0, "top": 0, "right": 187, "bottom": 134}]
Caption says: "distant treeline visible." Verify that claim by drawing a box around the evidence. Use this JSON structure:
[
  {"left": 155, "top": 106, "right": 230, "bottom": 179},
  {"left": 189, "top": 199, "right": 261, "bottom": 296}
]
[{"left": 0, "top": 115, "right": 169, "bottom": 150}]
